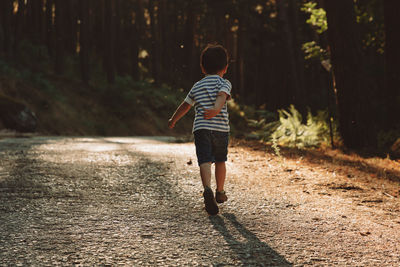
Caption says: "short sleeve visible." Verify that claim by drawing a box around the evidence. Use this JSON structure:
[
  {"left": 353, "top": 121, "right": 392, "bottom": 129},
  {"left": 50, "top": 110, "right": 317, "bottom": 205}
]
[
  {"left": 218, "top": 79, "right": 232, "bottom": 100},
  {"left": 184, "top": 88, "right": 196, "bottom": 106}
]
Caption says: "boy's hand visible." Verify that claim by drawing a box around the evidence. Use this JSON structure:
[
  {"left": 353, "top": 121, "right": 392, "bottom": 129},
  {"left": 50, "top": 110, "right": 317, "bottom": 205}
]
[
  {"left": 168, "top": 119, "right": 176, "bottom": 129},
  {"left": 204, "top": 108, "right": 219, "bottom": 119},
  {"left": 204, "top": 92, "right": 227, "bottom": 120}
]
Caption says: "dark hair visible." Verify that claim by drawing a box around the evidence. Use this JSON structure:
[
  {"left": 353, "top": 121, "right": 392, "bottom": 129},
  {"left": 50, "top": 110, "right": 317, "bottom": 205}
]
[{"left": 200, "top": 44, "right": 228, "bottom": 74}]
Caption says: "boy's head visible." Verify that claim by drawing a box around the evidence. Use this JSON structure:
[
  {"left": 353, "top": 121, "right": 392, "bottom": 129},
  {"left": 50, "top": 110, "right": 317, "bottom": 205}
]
[{"left": 200, "top": 44, "right": 228, "bottom": 75}]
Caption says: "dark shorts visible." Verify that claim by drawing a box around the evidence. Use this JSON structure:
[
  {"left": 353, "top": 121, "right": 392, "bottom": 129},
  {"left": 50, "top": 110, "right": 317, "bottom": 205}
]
[{"left": 194, "top": 129, "right": 229, "bottom": 166}]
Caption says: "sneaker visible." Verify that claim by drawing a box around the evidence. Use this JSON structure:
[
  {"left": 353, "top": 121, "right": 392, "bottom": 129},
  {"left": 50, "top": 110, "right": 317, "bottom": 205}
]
[
  {"left": 203, "top": 186, "right": 219, "bottom": 215},
  {"left": 215, "top": 190, "right": 228, "bottom": 203}
]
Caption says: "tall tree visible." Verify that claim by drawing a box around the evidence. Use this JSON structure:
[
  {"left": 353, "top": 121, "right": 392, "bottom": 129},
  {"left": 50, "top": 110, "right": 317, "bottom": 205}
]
[
  {"left": 131, "top": 0, "right": 144, "bottom": 80},
  {"left": 104, "top": 0, "right": 116, "bottom": 83},
  {"left": 27, "top": 0, "right": 44, "bottom": 44},
  {"left": 236, "top": 1, "right": 248, "bottom": 98},
  {"left": 324, "top": 0, "right": 377, "bottom": 149},
  {"left": 383, "top": 0, "right": 400, "bottom": 128},
  {"left": 158, "top": 0, "right": 171, "bottom": 82},
  {"left": 92, "top": 0, "right": 105, "bottom": 60},
  {"left": 45, "top": 0, "right": 54, "bottom": 56},
  {"left": 277, "top": 0, "right": 302, "bottom": 105},
  {"left": 149, "top": 0, "right": 159, "bottom": 84},
  {"left": 114, "top": 0, "right": 124, "bottom": 75},
  {"left": 79, "top": 0, "right": 90, "bottom": 84},
  {"left": 1, "top": 0, "right": 13, "bottom": 57},
  {"left": 183, "top": 3, "right": 196, "bottom": 82},
  {"left": 64, "top": 0, "right": 78, "bottom": 55},
  {"left": 54, "top": 0, "right": 65, "bottom": 74},
  {"left": 13, "top": 0, "right": 26, "bottom": 57}
]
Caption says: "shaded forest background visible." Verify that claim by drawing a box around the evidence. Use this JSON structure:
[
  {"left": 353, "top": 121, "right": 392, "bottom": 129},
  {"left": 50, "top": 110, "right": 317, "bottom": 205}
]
[{"left": 0, "top": 0, "right": 399, "bottom": 155}]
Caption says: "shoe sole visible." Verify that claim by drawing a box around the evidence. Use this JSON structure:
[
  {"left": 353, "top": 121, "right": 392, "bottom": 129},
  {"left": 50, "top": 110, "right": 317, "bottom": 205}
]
[
  {"left": 216, "top": 198, "right": 227, "bottom": 204},
  {"left": 203, "top": 188, "right": 219, "bottom": 215}
]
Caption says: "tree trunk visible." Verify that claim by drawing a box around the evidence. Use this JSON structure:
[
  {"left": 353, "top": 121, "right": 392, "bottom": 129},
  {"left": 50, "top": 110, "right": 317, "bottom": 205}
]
[
  {"left": 45, "top": 0, "right": 54, "bottom": 56},
  {"left": 237, "top": 7, "right": 247, "bottom": 100},
  {"left": 324, "top": 0, "right": 376, "bottom": 149},
  {"left": 104, "top": 0, "right": 116, "bottom": 84},
  {"left": 277, "top": 0, "right": 301, "bottom": 105},
  {"left": 114, "top": 0, "right": 124, "bottom": 75},
  {"left": 54, "top": 0, "right": 65, "bottom": 74},
  {"left": 64, "top": 0, "right": 78, "bottom": 55},
  {"left": 131, "top": 0, "right": 144, "bottom": 80},
  {"left": 28, "top": 0, "right": 43, "bottom": 44},
  {"left": 13, "top": 0, "right": 26, "bottom": 58},
  {"left": 183, "top": 4, "right": 196, "bottom": 82},
  {"left": 131, "top": 11, "right": 139, "bottom": 80},
  {"left": 80, "top": 0, "right": 90, "bottom": 84},
  {"left": 288, "top": 0, "right": 305, "bottom": 107},
  {"left": 149, "top": 0, "right": 159, "bottom": 84},
  {"left": 383, "top": 0, "right": 400, "bottom": 129},
  {"left": 158, "top": 0, "right": 171, "bottom": 82},
  {"left": 92, "top": 0, "right": 105, "bottom": 59},
  {"left": 1, "top": 0, "right": 13, "bottom": 57}
]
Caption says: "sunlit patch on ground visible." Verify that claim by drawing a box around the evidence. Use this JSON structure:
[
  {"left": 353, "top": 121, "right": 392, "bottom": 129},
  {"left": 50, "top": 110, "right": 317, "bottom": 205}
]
[{"left": 37, "top": 138, "right": 121, "bottom": 152}]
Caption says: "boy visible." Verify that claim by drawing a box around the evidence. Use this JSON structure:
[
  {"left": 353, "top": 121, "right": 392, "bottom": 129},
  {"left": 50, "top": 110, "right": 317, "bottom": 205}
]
[{"left": 168, "top": 44, "right": 231, "bottom": 215}]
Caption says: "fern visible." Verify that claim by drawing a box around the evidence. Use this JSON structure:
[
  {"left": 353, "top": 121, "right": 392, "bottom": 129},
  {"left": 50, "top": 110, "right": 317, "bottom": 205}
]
[
  {"left": 271, "top": 135, "right": 281, "bottom": 158},
  {"left": 249, "top": 105, "right": 337, "bottom": 148}
]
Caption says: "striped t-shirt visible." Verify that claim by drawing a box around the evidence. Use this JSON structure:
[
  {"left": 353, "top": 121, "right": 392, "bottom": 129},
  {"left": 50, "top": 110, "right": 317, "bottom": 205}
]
[{"left": 184, "top": 75, "right": 232, "bottom": 133}]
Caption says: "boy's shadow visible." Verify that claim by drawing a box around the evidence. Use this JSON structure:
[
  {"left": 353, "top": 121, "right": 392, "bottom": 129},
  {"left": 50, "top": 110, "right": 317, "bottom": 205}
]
[{"left": 209, "top": 213, "right": 292, "bottom": 266}]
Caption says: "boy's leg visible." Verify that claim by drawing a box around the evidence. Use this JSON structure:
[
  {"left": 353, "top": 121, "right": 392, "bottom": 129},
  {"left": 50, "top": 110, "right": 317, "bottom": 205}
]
[
  {"left": 215, "top": 161, "right": 228, "bottom": 203},
  {"left": 194, "top": 130, "right": 218, "bottom": 215},
  {"left": 215, "top": 161, "right": 226, "bottom": 192},
  {"left": 200, "top": 162, "right": 219, "bottom": 215},
  {"left": 211, "top": 130, "right": 229, "bottom": 203},
  {"left": 195, "top": 130, "right": 213, "bottom": 188},
  {"left": 199, "top": 162, "right": 212, "bottom": 188}
]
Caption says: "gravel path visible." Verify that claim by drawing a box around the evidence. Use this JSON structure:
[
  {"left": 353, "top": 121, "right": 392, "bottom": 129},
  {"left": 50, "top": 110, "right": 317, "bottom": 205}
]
[{"left": 0, "top": 137, "right": 399, "bottom": 266}]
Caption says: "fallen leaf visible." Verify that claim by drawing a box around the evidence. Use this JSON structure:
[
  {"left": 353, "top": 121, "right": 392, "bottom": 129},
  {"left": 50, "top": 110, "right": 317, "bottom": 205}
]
[{"left": 360, "top": 231, "right": 371, "bottom": 236}]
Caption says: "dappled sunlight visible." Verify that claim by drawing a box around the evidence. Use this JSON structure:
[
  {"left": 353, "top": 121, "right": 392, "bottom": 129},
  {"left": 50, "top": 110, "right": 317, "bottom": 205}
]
[
  {"left": 103, "top": 136, "right": 176, "bottom": 144},
  {"left": 37, "top": 138, "right": 121, "bottom": 152},
  {"left": 31, "top": 137, "right": 195, "bottom": 166},
  {"left": 35, "top": 138, "right": 130, "bottom": 165},
  {"left": 37, "top": 151, "right": 134, "bottom": 166},
  {"left": 135, "top": 142, "right": 195, "bottom": 157}
]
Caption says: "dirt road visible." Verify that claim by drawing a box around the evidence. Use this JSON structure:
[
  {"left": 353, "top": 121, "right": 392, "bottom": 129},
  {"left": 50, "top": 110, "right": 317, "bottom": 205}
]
[{"left": 0, "top": 137, "right": 399, "bottom": 266}]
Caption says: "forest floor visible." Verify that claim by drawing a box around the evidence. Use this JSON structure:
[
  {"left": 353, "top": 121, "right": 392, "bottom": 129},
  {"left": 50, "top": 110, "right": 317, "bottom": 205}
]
[{"left": 0, "top": 136, "right": 399, "bottom": 266}]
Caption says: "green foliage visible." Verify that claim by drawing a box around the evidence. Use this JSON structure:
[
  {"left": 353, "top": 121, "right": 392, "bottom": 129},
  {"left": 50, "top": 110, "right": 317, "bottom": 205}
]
[
  {"left": 17, "top": 40, "right": 51, "bottom": 71},
  {"left": 249, "top": 105, "right": 336, "bottom": 149},
  {"left": 302, "top": 41, "right": 328, "bottom": 61},
  {"left": 229, "top": 101, "right": 265, "bottom": 137},
  {"left": 354, "top": 1, "right": 385, "bottom": 54},
  {"left": 301, "top": 2, "right": 328, "bottom": 34},
  {"left": 100, "top": 75, "right": 187, "bottom": 123},
  {"left": 301, "top": 2, "right": 329, "bottom": 64},
  {"left": 271, "top": 135, "right": 282, "bottom": 158},
  {"left": 0, "top": 59, "right": 19, "bottom": 76},
  {"left": 28, "top": 73, "right": 54, "bottom": 94},
  {"left": 23, "top": 71, "right": 56, "bottom": 94},
  {"left": 0, "top": 59, "right": 56, "bottom": 95},
  {"left": 247, "top": 108, "right": 279, "bottom": 141}
]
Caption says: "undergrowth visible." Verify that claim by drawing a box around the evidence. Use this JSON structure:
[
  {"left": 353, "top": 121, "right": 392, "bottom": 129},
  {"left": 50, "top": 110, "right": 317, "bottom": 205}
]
[
  {"left": 248, "top": 105, "right": 338, "bottom": 149},
  {"left": 0, "top": 52, "right": 192, "bottom": 135}
]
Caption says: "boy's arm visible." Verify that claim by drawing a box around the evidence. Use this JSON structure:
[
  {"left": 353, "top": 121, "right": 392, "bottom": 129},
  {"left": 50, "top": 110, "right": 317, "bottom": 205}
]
[
  {"left": 204, "top": 92, "right": 228, "bottom": 120},
  {"left": 168, "top": 101, "right": 192, "bottom": 129}
]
